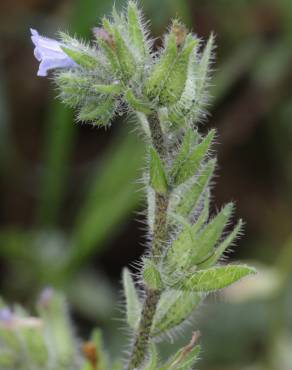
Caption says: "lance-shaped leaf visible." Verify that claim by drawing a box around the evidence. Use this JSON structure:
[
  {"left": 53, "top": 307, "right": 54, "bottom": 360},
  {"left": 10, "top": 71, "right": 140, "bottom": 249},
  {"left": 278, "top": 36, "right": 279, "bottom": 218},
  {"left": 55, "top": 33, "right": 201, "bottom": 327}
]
[
  {"left": 144, "top": 32, "right": 177, "bottom": 100},
  {"left": 61, "top": 46, "right": 98, "bottom": 69},
  {"left": 127, "top": 1, "right": 149, "bottom": 61},
  {"left": 110, "top": 24, "right": 136, "bottom": 79},
  {"left": 191, "top": 202, "right": 234, "bottom": 264},
  {"left": 198, "top": 219, "right": 243, "bottom": 268},
  {"left": 168, "top": 45, "right": 199, "bottom": 126},
  {"left": 77, "top": 97, "right": 116, "bottom": 125},
  {"left": 159, "top": 36, "right": 198, "bottom": 106},
  {"left": 173, "top": 129, "right": 215, "bottom": 186},
  {"left": 173, "top": 265, "right": 256, "bottom": 292},
  {"left": 95, "top": 19, "right": 121, "bottom": 75},
  {"left": 166, "top": 194, "right": 210, "bottom": 273},
  {"left": 169, "top": 129, "right": 199, "bottom": 181},
  {"left": 149, "top": 148, "right": 168, "bottom": 194},
  {"left": 193, "top": 33, "right": 215, "bottom": 121},
  {"left": 122, "top": 268, "right": 141, "bottom": 330},
  {"left": 124, "top": 89, "right": 152, "bottom": 114},
  {"left": 92, "top": 83, "right": 122, "bottom": 95},
  {"left": 175, "top": 158, "right": 216, "bottom": 217},
  {"left": 143, "top": 259, "right": 164, "bottom": 290},
  {"left": 56, "top": 71, "right": 89, "bottom": 107},
  {"left": 152, "top": 290, "right": 201, "bottom": 337}
]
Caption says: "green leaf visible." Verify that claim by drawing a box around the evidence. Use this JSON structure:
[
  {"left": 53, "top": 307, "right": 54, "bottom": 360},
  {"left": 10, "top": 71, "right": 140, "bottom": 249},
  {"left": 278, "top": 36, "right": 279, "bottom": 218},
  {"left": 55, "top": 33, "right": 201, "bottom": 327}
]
[
  {"left": 61, "top": 46, "right": 98, "bottom": 69},
  {"left": 152, "top": 290, "right": 201, "bottom": 337},
  {"left": 92, "top": 83, "right": 122, "bottom": 95},
  {"left": 166, "top": 193, "right": 210, "bottom": 273},
  {"left": 192, "top": 33, "right": 215, "bottom": 121},
  {"left": 98, "top": 38, "right": 121, "bottom": 75},
  {"left": 169, "top": 129, "right": 199, "bottom": 180},
  {"left": 112, "top": 26, "right": 136, "bottom": 79},
  {"left": 143, "top": 259, "right": 164, "bottom": 290},
  {"left": 124, "top": 89, "right": 152, "bottom": 114},
  {"left": 173, "top": 129, "right": 215, "bottom": 186},
  {"left": 127, "top": 1, "right": 148, "bottom": 60},
  {"left": 174, "top": 265, "right": 256, "bottom": 292},
  {"left": 168, "top": 46, "right": 199, "bottom": 126},
  {"left": 159, "top": 36, "right": 198, "bottom": 106},
  {"left": 122, "top": 268, "right": 141, "bottom": 330},
  {"left": 149, "top": 148, "right": 168, "bottom": 194},
  {"left": 175, "top": 158, "right": 216, "bottom": 217},
  {"left": 198, "top": 219, "right": 243, "bottom": 268},
  {"left": 191, "top": 202, "right": 234, "bottom": 264},
  {"left": 77, "top": 97, "right": 115, "bottom": 124},
  {"left": 145, "top": 32, "right": 177, "bottom": 100}
]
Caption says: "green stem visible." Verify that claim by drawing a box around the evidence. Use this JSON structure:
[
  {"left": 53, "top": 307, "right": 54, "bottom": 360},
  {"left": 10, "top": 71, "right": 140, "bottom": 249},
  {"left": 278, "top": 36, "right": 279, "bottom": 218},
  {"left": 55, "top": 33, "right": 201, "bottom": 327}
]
[{"left": 127, "top": 112, "right": 169, "bottom": 370}]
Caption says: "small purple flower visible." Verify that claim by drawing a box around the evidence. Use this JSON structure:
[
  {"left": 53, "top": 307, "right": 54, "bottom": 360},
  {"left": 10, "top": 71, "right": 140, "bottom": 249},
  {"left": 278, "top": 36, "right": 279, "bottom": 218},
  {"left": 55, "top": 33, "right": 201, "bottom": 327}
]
[{"left": 30, "top": 28, "right": 77, "bottom": 77}]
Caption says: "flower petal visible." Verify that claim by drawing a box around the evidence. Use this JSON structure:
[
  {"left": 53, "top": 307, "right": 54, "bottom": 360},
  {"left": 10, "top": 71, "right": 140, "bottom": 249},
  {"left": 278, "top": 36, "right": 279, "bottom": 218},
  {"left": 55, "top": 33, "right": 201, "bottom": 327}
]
[{"left": 30, "top": 28, "right": 77, "bottom": 76}]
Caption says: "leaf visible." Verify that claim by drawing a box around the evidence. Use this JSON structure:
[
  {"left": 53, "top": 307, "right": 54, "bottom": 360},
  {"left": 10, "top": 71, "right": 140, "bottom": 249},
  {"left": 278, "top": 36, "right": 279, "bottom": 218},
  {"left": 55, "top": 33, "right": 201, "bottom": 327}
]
[
  {"left": 192, "top": 33, "right": 215, "bottom": 121},
  {"left": 191, "top": 202, "right": 234, "bottom": 264},
  {"left": 149, "top": 148, "right": 168, "bottom": 194},
  {"left": 61, "top": 46, "right": 98, "bottom": 69},
  {"left": 143, "top": 259, "right": 163, "bottom": 290},
  {"left": 169, "top": 129, "right": 199, "bottom": 180},
  {"left": 145, "top": 32, "right": 177, "bottom": 100},
  {"left": 168, "top": 44, "right": 199, "bottom": 126},
  {"left": 124, "top": 89, "right": 152, "bottom": 114},
  {"left": 173, "top": 129, "right": 215, "bottom": 186},
  {"left": 92, "top": 83, "right": 122, "bottom": 95},
  {"left": 152, "top": 290, "right": 201, "bottom": 337},
  {"left": 198, "top": 219, "right": 243, "bottom": 268},
  {"left": 112, "top": 26, "right": 136, "bottom": 79},
  {"left": 175, "top": 158, "right": 216, "bottom": 217},
  {"left": 127, "top": 1, "right": 149, "bottom": 61},
  {"left": 166, "top": 193, "right": 210, "bottom": 273},
  {"left": 159, "top": 35, "right": 198, "bottom": 106},
  {"left": 77, "top": 97, "right": 116, "bottom": 125},
  {"left": 173, "top": 265, "right": 256, "bottom": 292},
  {"left": 122, "top": 268, "right": 141, "bottom": 330}
]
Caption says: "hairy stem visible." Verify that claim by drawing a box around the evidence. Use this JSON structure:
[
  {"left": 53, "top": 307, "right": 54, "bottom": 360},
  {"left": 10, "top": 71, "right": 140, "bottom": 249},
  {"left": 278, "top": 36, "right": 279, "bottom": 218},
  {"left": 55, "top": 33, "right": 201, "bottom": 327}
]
[{"left": 127, "top": 112, "right": 169, "bottom": 369}]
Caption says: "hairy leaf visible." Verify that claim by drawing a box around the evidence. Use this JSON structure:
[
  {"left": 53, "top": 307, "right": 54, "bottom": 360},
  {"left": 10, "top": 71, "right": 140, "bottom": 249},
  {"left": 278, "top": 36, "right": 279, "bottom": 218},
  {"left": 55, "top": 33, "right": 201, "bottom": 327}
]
[
  {"left": 152, "top": 290, "right": 201, "bottom": 337},
  {"left": 191, "top": 202, "right": 234, "bottom": 264},
  {"left": 149, "top": 148, "right": 168, "bottom": 194},
  {"left": 175, "top": 158, "right": 216, "bottom": 217},
  {"left": 174, "top": 265, "right": 256, "bottom": 292},
  {"left": 143, "top": 259, "right": 164, "bottom": 290},
  {"left": 122, "top": 268, "right": 141, "bottom": 330},
  {"left": 61, "top": 46, "right": 98, "bottom": 69},
  {"left": 173, "top": 129, "right": 215, "bottom": 186},
  {"left": 198, "top": 219, "right": 243, "bottom": 268}
]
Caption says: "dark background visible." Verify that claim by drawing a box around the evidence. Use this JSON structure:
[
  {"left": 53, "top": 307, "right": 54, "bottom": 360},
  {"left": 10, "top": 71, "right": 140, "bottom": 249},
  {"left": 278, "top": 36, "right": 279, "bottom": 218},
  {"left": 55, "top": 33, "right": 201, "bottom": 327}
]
[{"left": 0, "top": 0, "right": 292, "bottom": 369}]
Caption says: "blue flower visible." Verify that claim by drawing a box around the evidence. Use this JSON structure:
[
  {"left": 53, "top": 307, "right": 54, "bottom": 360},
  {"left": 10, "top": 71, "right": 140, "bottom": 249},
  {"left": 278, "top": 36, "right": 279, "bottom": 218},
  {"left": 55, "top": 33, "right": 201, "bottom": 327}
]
[{"left": 30, "top": 28, "right": 77, "bottom": 77}]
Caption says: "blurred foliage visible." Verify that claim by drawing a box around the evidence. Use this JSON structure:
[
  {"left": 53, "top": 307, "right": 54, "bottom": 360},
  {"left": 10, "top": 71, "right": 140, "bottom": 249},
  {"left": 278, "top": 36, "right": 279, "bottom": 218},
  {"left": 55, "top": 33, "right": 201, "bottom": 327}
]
[{"left": 0, "top": 0, "right": 292, "bottom": 369}]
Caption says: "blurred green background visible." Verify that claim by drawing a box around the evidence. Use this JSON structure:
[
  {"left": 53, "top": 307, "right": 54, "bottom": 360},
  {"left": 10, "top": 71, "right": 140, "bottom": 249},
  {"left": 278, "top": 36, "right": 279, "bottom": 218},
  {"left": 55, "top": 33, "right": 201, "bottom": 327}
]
[{"left": 0, "top": 0, "right": 292, "bottom": 369}]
